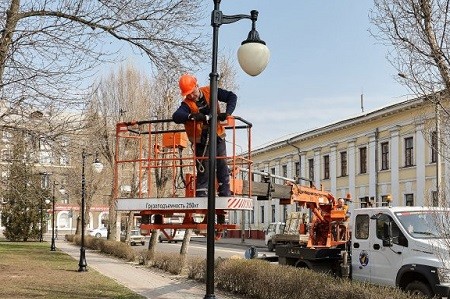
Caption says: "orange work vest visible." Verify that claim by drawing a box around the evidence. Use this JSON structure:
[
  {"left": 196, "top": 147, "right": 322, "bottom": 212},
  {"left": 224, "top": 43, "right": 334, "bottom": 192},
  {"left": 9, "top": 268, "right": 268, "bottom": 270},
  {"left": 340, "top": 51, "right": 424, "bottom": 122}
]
[{"left": 183, "top": 86, "right": 225, "bottom": 143}]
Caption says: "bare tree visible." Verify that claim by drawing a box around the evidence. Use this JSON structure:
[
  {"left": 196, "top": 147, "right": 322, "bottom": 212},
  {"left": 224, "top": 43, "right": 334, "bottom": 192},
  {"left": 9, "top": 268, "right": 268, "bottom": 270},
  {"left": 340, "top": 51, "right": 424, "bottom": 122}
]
[
  {"left": 218, "top": 54, "right": 239, "bottom": 92},
  {"left": 370, "top": 0, "right": 450, "bottom": 198},
  {"left": 0, "top": 0, "right": 208, "bottom": 119},
  {"left": 370, "top": 0, "right": 450, "bottom": 94},
  {"left": 371, "top": 2, "right": 450, "bottom": 265},
  {"left": 87, "top": 63, "right": 184, "bottom": 241}
]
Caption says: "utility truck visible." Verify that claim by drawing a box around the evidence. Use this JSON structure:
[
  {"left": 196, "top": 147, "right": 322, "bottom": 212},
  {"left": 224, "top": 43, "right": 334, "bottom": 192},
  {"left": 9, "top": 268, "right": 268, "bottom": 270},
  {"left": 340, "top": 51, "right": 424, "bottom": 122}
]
[{"left": 258, "top": 177, "right": 450, "bottom": 298}]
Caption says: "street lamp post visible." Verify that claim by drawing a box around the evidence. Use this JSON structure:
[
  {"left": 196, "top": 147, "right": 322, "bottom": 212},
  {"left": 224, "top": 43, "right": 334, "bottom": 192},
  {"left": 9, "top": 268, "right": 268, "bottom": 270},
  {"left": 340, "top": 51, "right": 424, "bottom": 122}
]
[
  {"left": 50, "top": 181, "right": 65, "bottom": 251},
  {"left": 50, "top": 182, "right": 57, "bottom": 251},
  {"left": 39, "top": 198, "right": 44, "bottom": 242},
  {"left": 205, "top": 1, "right": 269, "bottom": 298},
  {"left": 78, "top": 149, "right": 103, "bottom": 272}
]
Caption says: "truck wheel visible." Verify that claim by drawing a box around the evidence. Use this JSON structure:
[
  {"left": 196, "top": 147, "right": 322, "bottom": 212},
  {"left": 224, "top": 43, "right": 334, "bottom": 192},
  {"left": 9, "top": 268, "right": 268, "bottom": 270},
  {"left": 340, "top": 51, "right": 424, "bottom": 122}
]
[
  {"left": 268, "top": 241, "right": 274, "bottom": 252},
  {"left": 405, "top": 281, "right": 432, "bottom": 297}
]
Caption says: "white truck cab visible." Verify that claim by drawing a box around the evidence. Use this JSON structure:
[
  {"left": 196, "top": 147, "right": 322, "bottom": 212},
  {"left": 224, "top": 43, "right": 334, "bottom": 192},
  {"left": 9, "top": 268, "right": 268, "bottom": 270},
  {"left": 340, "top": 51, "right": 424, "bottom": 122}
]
[
  {"left": 264, "top": 222, "right": 285, "bottom": 251},
  {"left": 351, "top": 206, "right": 450, "bottom": 297}
]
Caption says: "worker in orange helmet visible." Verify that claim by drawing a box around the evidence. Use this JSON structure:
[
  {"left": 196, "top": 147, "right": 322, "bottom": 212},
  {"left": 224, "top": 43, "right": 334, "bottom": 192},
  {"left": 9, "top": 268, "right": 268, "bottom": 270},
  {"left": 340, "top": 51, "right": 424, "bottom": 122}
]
[{"left": 172, "top": 74, "right": 237, "bottom": 197}]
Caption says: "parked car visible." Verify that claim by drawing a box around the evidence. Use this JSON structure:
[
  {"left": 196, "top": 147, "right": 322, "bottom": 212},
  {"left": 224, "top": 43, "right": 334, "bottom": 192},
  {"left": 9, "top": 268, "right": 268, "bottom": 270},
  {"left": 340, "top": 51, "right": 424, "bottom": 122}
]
[
  {"left": 120, "top": 229, "right": 146, "bottom": 246},
  {"left": 88, "top": 227, "right": 107, "bottom": 238},
  {"left": 158, "top": 229, "right": 185, "bottom": 243}
]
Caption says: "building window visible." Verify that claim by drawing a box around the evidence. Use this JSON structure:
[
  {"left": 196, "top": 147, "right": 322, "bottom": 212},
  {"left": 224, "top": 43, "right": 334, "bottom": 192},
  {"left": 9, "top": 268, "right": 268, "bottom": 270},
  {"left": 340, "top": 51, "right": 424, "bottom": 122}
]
[
  {"left": 381, "top": 195, "right": 390, "bottom": 207},
  {"left": 61, "top": 193, "right": 70, "bottom": 205},
  {"left": 270, "top": 167, "right": 276, "bottom": 183},
  {"left": 404, "top": 137, "right": 414, "bottom": 167},
  {"left": 405, "top": 193, "right": 414, "bottom": 206},
  {"left": 271, "top": 205, "right": 276, "bottom": 222},
  {"left": 41, "top": 173, "right": 50, "bottom": 189},
  {"left": 381, "top": 142, "right": 389, "bottom": 170},
  {"left": 360, "top": 196, "right": 369, "bottom": 208},
  {"left": 250, "top": 209, "right": 255, "bottom": 224},
  {"left": 359, "top": 147, "right": 367, "bottom": 174},
  {"left": 259, "top": 169, "right": 265, "bottom": 182},
  {"left": 260, "top": 206, "right": 265, "bottom": 224},
  {"left": 308, "top": 158, "right": 314, "bottom": 181},
  {"left": 294, "top": 161, "right": 300, "bottom": 179},
  {"left": 283, "top": 206, "right": 287, "bottom": 222},
  {"left": 432, "top": 191, "right": 438, "bottom": 207},
  {"left": 323, "top": 155, "right": 330, "bottom": 179},
  {"left": 431, "top": 131, "right": 437, "bottom": 163},
  {"left": 340, "top": 151, "right": 347, "bottom": 177},
  {"left": 282, "top": 164, "right": 287, "bottom": 178}
]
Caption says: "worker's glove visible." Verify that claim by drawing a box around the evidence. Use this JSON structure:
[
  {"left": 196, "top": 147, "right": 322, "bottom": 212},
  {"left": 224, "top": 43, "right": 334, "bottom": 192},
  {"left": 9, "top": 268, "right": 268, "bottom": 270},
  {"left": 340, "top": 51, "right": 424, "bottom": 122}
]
[
  {"left": 189, "top": 113, "right": 207, "bottom": 122},
  {"left": 218, "top": 113, "right": 229, "bottom": 121}
]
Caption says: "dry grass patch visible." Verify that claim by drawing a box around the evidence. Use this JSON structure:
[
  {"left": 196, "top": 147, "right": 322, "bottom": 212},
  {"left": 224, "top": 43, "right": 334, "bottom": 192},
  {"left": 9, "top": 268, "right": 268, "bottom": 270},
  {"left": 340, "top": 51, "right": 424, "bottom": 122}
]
[{"left": 0, "top": 240, "right": 144, "bottom": 299}]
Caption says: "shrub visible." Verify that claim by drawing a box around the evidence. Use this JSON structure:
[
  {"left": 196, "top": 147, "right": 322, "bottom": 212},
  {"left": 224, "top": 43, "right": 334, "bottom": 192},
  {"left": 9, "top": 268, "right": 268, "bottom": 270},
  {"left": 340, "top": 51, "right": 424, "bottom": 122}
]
[
  {"left": 150, "top": 252, "right": 184, "bottom": 275},
  {"left": 213, "top": 259, "right": 418, "bottom": 299},
  {"left": 186, "top": 257, "right": 206, "bottom": 281},
  {"left": 65, "top": 234, "right": 74, "bottom": 242},
  {"left": 99, "top": 239, "right": 136, "bottom": 262},
  {"left": 138, "top": 249, "right": 154, "bottom": 266},
  {"left": 65, "top": 236, "right": 417, "bottom": 299}
]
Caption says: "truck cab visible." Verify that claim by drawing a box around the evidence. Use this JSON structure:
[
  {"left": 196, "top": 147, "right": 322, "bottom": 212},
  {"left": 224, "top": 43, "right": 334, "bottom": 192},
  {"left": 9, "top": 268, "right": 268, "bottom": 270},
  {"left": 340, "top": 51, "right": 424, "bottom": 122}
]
[
  {"left": 264, "top": 222, "right": 285, "bottom": 251},
  {"left": 351, "top": 206, "right": 450, "bottom": 297}
]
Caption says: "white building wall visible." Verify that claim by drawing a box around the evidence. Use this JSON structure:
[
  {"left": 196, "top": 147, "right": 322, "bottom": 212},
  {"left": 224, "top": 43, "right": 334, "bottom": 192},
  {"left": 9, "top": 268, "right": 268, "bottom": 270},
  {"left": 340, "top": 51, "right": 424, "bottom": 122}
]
[
  {"left": 314, "top": 149, "right": 321, "bottom": 187},
  {"left": 330, "top": 143, "right": 337, "bottom": 195},
  {"left": 348, "top": 139, "right": 356, "bottom": 201},
  {"left": 390, "top": 126, "right": 400, "bottom": 205},
  {"left": 415, "top": 122, "right": 426, "bottom": 206},
  {"left": 368, "top": 133, "right": 377, "bottom": 198}
]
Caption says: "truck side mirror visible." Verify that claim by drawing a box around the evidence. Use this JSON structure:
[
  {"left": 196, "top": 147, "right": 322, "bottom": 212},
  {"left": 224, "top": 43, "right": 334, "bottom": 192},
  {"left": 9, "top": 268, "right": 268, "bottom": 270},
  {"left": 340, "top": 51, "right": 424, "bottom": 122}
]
[{"left": 382, "top": 222, "right": 393, "bottom": 247}]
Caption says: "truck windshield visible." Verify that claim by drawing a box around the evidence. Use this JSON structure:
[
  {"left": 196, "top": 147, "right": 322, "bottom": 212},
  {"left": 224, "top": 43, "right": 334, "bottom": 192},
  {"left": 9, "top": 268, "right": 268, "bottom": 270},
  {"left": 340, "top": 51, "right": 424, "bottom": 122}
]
[{"left": 395, "top": 211, "right": 445, "bottom": 239}]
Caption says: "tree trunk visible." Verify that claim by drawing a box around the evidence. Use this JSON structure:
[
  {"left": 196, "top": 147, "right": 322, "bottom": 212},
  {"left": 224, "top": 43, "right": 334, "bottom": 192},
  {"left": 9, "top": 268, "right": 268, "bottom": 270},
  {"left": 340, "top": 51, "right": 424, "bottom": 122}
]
[
  {"left": 147, "top": 229, "right": 159, "bottom": 257},
  {"left": 180, "top": 229, "right": 192, "bottom": 257}
]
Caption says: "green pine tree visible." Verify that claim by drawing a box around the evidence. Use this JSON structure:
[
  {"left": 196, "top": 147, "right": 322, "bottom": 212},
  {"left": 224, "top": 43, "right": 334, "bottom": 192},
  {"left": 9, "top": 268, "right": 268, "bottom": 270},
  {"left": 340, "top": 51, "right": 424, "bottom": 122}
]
[{"left": 1, "top": 133, "right": 50, "bottom": 241}]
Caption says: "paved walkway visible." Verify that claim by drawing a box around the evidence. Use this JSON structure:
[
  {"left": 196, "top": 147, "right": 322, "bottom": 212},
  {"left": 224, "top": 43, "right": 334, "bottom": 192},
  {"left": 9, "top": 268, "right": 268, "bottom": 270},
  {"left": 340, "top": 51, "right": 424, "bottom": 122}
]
[{"left": 56, "top": 237, "right": 264, "bottom": 299}]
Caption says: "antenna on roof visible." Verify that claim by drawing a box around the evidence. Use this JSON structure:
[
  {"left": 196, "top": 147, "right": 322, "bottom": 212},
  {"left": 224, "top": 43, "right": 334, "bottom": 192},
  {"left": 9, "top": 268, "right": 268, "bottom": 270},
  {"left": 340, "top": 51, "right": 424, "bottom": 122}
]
[{"left": 360, "top": 93, "right": 364, "bottom": 113}]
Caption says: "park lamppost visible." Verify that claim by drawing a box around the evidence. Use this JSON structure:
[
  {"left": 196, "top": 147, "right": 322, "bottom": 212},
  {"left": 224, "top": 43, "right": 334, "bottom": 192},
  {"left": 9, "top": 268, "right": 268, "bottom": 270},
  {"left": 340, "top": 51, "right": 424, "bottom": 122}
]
[
  {"left": 39, "top": 198, "right": 44, "bottom": 242},
  {"left": 40, "top": 198, "right": 50, "bottom": 242},
  {"left": 78, "top": 149, "right": 103, "bottom": 272},
  {"left": 205, "top": 1, "right": 269, "bottom": 298},
  {"left": 50, "top": 181, "right": 65, "bottom": 251}
]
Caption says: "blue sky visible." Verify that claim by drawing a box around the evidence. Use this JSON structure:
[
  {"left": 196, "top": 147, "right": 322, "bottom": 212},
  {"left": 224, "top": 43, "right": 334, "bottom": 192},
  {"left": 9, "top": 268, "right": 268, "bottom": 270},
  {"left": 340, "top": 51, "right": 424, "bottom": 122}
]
[
  {"left": 113, "top": 1, "right": 413, "bottom": 149},
  {"left": 196, "top": 1, "right": 412, "bottom": 149}
]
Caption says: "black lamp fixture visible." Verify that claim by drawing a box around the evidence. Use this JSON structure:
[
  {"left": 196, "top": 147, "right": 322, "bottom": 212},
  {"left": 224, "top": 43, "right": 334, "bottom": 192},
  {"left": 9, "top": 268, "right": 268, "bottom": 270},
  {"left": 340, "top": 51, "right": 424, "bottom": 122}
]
[
  {"left": 78, "top": 149, "right": 103, "bottom": 272},
  {"left": 205, "top": 1, "right": 270, "bottom": 298}
]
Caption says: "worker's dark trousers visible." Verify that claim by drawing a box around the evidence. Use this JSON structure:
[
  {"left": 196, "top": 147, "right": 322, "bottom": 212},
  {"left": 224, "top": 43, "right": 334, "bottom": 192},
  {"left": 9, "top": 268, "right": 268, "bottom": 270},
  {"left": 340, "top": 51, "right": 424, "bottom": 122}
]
[{"left": 195, "top": 137, "right": 230, "bottom": 197}]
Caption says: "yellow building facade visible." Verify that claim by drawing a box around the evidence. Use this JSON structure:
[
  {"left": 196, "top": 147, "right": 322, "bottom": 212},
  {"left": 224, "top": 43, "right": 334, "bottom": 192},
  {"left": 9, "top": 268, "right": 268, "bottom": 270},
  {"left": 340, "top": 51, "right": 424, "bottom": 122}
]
[{"left": 231, "top": 96, "right": 448, "bottom": 231}]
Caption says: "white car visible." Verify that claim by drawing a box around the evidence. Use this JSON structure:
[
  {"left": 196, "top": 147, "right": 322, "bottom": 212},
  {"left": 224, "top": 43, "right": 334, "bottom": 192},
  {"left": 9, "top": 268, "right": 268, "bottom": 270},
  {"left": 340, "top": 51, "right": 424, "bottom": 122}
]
[
  {"left": 158, "top": 229, "right": 185, "bottom": 243},
  {"left": 120, "top": 229, "right": 146, "bottom": 246},
  {"left": 88, "top": 227, "right": 108, "bottom": 238}
]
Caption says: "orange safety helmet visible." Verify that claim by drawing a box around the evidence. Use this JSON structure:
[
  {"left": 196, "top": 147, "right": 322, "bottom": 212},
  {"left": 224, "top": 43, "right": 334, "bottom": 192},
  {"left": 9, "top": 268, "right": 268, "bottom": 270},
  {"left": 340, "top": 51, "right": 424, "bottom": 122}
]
[{"left": 179, "top": 74, "right": 197, "bottom": 97}]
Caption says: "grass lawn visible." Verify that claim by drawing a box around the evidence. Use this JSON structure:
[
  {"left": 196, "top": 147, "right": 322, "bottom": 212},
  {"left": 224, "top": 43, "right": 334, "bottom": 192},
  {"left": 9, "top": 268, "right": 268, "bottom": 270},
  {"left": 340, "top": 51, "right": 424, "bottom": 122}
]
[{"left": 0, "top": 240, "right": 145, "bottom": 299}]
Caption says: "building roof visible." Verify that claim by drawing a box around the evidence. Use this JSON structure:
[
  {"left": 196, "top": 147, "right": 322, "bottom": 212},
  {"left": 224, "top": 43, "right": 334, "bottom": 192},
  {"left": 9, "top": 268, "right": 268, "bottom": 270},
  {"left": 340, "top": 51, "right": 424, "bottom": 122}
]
[{"left": 251, "top": 95, "right": 428, "bottom": 156}]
